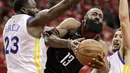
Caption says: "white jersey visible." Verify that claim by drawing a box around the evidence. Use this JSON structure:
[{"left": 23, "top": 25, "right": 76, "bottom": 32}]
[
  {"left": 3, "top": 14, "right": 47, "bottom": 73},
  {"left": 108, "top": 51, "right": 130, "bottom": 73}
]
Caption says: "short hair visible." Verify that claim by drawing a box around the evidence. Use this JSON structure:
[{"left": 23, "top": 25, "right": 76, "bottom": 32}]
[
  {"left": 85, "top": 6, "right": 102, "bottom": 18},
  {"left": 13, "top": 0, "right": 28, "bottom": 13},
  {"left": 115, "top": 28, "right": 121, "bottom": 32}
]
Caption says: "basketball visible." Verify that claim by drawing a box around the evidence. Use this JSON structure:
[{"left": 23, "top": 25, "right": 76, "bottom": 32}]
[{"left": 76, "top": 39, "right": 104, "bottom": 66}]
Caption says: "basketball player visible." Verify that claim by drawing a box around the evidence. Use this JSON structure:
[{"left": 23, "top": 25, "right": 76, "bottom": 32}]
[
  {"left": 108, "top": 0, "right": 130, "bottom": 72},
  {"left": 90, "top": 29, "right": 122, "bottom": 73},
  {"left": 44, "top": 7, "right": 108, "bottom": 73},
  {"left": 2, "top": 0, "right": 84, "bottom": 73},
  {"left": 91, "top": 0, "right": 130, "bottom": 73}
]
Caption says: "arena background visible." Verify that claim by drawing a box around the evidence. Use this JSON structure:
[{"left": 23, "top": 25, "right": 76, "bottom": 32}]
[{"left": 0, "top": 0, "right": 128, "bottom": 73}]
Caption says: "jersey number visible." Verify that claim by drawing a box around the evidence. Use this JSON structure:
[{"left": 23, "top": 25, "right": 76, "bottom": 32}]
[
  {"left": 5, "top": 36, "right": 19, "bottom": 54},
  {"left": 60, "top": 52, "right": 75, "bottom": 66}
]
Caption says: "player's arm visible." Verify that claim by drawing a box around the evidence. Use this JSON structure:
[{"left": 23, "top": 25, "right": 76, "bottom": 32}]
[
  {"left": 56, "top": 18, "right": 81, "bottom": 37},
  {"left": 90, "top": 40, "right": 109, "bottom": 73},
  {"left": 43, "top": 18, "right": 81, "bottom": 49},
  {"left": 43, "top": 18, "right": 80, "bottom": 38},
  {"left": 43, "top": 18, "right": 80, "bottom": 37},
  {"left": 119, "top": 0, "right": 130, "bottom": 49},
  {"left": 90, "top": 58, "right": 109, "bottom": 73},
  {"left": 28, "top": 0, "right": 82, "bottom": 38},
  {"left": 44, "top": 34, "right": 84, "bottom": 49},
  {"left": 44, "top": 34, "right": 70, "bottom": 48},
  {"left": 29, "top": 0, "right": 82, "bottom": 27}
]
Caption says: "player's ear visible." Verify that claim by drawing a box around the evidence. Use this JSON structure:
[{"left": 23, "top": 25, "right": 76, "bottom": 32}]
[{"left": 21, "top": 7, "right": 28, "bottom": 14}]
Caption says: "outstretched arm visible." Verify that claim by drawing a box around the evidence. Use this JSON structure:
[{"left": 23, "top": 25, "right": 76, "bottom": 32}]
[
  {"left": 119, "top": 0, "right": 130, "bottom": 49},
  {"left": 29, "top": 0, "right": 82, "bottom": 27},
  {"left": 28, "top": 0, "right": 82, "bottom": 38}
]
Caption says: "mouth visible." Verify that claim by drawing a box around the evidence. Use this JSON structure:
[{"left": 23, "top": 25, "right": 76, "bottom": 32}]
[
  {"left": 113, "top": 42, "right": 120, "bottom": 48},
  {"left": 94, "top": 20, "right": 100, "bottom": 24},
  {"left": 95, "top": 21, "right": 99, "bottom": 24}
]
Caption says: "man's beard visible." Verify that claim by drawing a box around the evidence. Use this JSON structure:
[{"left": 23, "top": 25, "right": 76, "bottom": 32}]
[{"left": 84, "top": 19, "right": 103, "bottom": 34}]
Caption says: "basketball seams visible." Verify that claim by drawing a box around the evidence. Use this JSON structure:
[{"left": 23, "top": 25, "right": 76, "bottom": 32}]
[
  {"left": 76, "top": 50, "right": 98, "bottom": 58},
  {"left": 79, "top": 46, "right": 102, "bottom": 50},
  {"left": 76, "top": 39, "right": 103, "bottom": 66}
]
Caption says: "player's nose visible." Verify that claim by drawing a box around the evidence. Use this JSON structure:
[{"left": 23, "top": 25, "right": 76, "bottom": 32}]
[
  {"left": 95, "top": 18, "right": 99, "bottom": 21},
  {"left": 35, "top": 8, "right": 39, "bottom": 13}
]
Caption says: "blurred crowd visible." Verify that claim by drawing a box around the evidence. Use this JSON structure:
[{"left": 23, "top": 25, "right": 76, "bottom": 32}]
[{"left": 0, "top": 0, "right": 128, "bottom": 73}]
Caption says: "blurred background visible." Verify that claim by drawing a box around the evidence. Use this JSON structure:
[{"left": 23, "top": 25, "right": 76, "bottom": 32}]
[{"left": 0, "top": 0, "right": 128, "bottom": 73}]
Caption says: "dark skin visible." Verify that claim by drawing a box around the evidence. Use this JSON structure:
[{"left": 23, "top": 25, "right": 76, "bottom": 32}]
[
  {"left": 15, "top": 0, "right": 83, "bottom": 48},
  {"left": 19, "top": 0, "right": 82, "bottom": 38},
  {"left": 44, "top": 8, "right": 108, "bottom": 69}
]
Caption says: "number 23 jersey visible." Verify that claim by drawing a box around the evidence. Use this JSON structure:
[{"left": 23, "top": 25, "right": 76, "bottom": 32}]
[{"left": 3, "top": 14, "right": 47, "bottom": 73}]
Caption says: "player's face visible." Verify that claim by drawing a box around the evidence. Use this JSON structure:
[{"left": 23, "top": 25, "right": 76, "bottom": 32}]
[
  {"left": 112, "top": 30, "right": 123, "bottom": 52},
  {"left": 83, "top": 8, "right": 103, "bottom": 34},
  {"left": 84, "top": 8, "right": 103, "bottom": 24},
  {"left": 24, "top": 0, "right": 39, "bottom": 16}
]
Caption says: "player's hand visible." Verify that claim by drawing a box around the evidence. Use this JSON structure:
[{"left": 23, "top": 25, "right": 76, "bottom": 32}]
[
  {"left": 68, "top": 38, "right": 85, "bottom": 54},
  {"left": 43, "top": 27, "right": 60, "bottom": 37},
  {"left": 88, "top": 54, "right": 109, "bottom": 73}
]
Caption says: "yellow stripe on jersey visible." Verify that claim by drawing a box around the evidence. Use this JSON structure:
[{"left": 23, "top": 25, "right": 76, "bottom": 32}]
[
  {"left": 34, "top": 39, "right": 42, "bottom": 73},
  {"left": 38, "top": 39, "right": 44, "bottom": 70},
  {"left": 122, "top": 64, "right": 130, "bottom": 73},
  {"left": 128, "top": 66, "right": 130, "bottom": 73}
]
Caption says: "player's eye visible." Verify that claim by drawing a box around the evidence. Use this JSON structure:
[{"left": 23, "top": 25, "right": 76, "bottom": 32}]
[
  {"left": 92, "top": 12, "right": 97, "bottom": 16},
  {"left": 99, "top": 14, "right": 103, "bottom": 19},
  {"left": 114, "top": 34, "right": 117, "bottom": 38}
]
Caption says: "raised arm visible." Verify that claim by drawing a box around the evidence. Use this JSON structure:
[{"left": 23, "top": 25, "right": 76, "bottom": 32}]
[
  {"left": 29, "top": 0, "right": 82, "bottom": 27},
  {"left": 119, "top": 0, "right": 130, "bottom": 49}
]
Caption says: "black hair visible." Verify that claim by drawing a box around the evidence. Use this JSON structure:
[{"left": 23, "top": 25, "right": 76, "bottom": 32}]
[{"left": 13, "top": 0, "right": 28, "bottom": 13}]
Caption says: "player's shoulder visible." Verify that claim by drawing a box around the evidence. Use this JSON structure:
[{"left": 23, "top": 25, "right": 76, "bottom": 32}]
[{"left": 11, "top": 14, "right": 32, "bottom": 20}]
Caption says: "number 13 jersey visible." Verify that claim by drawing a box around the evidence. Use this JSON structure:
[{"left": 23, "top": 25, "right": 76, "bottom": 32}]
[{"left": 3, "top": 14, "right": 47, "bottom": 73}]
